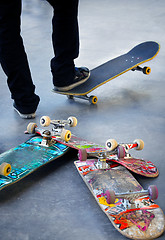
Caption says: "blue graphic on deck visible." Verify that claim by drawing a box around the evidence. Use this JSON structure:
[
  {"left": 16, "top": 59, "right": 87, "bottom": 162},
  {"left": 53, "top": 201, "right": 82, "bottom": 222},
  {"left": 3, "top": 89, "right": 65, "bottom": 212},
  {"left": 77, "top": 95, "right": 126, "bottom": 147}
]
[{"left": 0, "top": 136, "right": 69, "bottom": 190}]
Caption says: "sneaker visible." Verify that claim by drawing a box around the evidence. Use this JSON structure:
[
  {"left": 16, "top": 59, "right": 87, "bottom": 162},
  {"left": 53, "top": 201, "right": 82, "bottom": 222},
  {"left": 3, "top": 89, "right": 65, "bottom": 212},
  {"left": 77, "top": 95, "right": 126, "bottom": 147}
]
[
  {"left": 13, "top": 103, "right": 36, "bottom": 119},
  {"left": 55, "top": 67, "right": 90, "bottom": 91}
]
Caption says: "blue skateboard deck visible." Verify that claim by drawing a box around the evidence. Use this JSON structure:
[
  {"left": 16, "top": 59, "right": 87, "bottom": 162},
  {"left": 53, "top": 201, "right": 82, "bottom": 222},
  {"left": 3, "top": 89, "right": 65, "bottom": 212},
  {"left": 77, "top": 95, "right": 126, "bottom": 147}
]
[{"left": 0, "top": 136, "right": 69, "bottom": 191}]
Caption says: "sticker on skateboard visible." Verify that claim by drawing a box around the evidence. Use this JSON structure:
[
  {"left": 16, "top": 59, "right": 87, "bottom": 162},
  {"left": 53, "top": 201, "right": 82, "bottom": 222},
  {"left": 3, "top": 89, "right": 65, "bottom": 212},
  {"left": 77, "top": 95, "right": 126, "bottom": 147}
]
[{"left": 74, "top": 160, "right": 165, "bottom": 239}]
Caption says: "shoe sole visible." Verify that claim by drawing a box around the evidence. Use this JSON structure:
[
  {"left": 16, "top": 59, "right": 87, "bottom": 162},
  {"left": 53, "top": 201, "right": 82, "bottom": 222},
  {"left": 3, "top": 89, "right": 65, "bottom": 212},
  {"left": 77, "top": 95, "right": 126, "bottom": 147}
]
[{"left": 14, "top": 107, "right": 36, "bottom": 119}]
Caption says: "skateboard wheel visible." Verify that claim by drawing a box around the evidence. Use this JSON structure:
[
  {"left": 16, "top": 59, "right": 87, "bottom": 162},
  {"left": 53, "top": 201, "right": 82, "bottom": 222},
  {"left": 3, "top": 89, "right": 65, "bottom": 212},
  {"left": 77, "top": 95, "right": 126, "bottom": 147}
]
[
  {"left": 0, "top": 162, "right": 11, "bottom": 176},
  {"left": 148, "top": 185, "right": 158, "bottom": 200},
  {"left": 40, "top": 116, "right": 51, "bottom": 127},
  {"left": 143, "top": 66, "right": 151, "bottom": 75},
  {"left": 68, "top": 116, "right": 77, "bottom": 127},
  {"left": 89, "top": 95, "right": 98, "bottom": 104},
  {"left": 27, "top": 122, "right": 38, "bottom": 134},
  {"left": 105, "top": 190, "right": 116, "bottom": 204},
  {"left": 67, "top": 95, "right": 74, "bottom": 99},
  {"left": 117, "top": 146, "right": 125, "bottom": 158},
  {"left": 106, "top": 139, "right": 118, "bottom": 151},
  {"left": 133, "top": 139, "right": 144, "bottom": 150},
  {"left": 61, "top": 129, "right": 71, "bottom": 142},
  {"left": 78, "top": 149, "right": 87, "bottom": 161}
]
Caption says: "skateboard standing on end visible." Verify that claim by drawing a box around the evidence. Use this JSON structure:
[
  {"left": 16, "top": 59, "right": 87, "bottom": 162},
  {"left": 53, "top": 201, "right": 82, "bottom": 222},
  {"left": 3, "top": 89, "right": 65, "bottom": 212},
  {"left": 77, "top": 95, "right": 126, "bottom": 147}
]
[
  {"left": 53, "top": 41, "right": 160, "bottom": 104},
  {"left": 27, "top": 115, "right": 159, "bottom": 178}
]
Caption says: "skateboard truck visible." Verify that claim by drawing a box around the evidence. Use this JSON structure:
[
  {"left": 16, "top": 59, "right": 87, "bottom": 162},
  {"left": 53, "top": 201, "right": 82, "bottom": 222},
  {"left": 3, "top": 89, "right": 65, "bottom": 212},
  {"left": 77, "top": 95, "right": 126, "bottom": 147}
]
[
  {"left": 78, "top": 138, "right": 145, "bottom": 170},
  {"left": 39, "top": 130, "right": 56, "bottom": 148},
  {"left": 132, "top": 65, "right": 151, "bottom": 75},
  {"left": 40, "top": 116, "right": 77, "bottom": 128},
  {"left": 27, "top": 115, "right": 77, "bottom": 142},
  {"left": 106, "top": 138, "right": 144, "bottom": 159},
  {"left": 40, "top": 116, "right": 77, "bottom": 142},
  {"left": 78, "top": 138, "right": 126, "bottom": 168},
  {"left": 95, "top": 154, "right": 110, "bottom": 170},
  {"left": 104, "top": 185, "right": 158, "bottom": 209},
  {"left": 78, "top": 146, "right": 125, "bottom": 170},
  {"left": 67, "top": 94, "right": 98, "bottom": 105}
]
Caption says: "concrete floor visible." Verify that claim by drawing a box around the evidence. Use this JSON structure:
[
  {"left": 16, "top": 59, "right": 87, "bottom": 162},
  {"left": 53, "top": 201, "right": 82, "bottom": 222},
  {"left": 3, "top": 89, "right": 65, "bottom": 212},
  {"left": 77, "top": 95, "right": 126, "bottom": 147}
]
[{"left": 0, "top": 0, "right": 165, "bottom": 239}]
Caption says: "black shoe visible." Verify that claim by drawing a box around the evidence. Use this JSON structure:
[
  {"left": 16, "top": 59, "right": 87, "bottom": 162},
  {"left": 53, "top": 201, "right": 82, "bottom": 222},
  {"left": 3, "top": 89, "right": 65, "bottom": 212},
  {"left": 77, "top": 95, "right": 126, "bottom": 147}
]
[
  {"left": 55, "top": 67, "right": 90, "bottom": 91},
  {"left": 13, "top": 103, "right": 36, "bottom": 119}
]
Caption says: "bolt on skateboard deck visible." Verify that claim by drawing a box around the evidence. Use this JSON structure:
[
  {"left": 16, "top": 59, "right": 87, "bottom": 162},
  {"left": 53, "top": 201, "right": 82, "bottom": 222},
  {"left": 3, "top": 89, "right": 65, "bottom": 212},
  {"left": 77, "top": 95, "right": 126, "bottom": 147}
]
[
  {"left": 53, "top": 41, "right": 160, "bottom": 104},
  {"left": 74, "top": 160, "right": 165, "bottom": 239},
  {"left": 26, "top": 116, "right": 159, "bottom": 177},
  {"left": 0, "top": 136, "right": 69, "bottom": 191}
]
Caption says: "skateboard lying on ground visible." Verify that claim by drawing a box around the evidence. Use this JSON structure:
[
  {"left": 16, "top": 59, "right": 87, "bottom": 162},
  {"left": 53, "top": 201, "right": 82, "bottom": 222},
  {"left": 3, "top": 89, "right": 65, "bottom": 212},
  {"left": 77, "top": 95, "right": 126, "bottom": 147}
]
[
  {"left": 26, "top": 115, "right": 159, "bottom": 177},
  {"left": 74, "top": 160, "right": 165, "bottom": 239},
  {"left": 53, "top": 41, "right": 160, "bottom": 104},
  {"left": 0, "top": 136, "right": 69, "bottom": 191}
]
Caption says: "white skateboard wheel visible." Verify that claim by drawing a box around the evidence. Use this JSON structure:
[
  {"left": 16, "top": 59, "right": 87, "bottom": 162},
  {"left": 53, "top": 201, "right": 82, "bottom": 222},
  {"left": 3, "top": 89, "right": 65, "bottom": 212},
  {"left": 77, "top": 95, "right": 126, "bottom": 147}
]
[
  {"left": 133, "top": 139, "right": 144, "bottom": 150},
  {"left": 40, "top": 116, "right": 51, "bottom": 127},
  {"left": 68, "top": 116, "right": 77, "bottom": 127},
  {"left": 106, "top": 139, "right": 118, "bottom": 151},
  {"left": 27, "top": 122, "right": 37, "bottom": 134}
]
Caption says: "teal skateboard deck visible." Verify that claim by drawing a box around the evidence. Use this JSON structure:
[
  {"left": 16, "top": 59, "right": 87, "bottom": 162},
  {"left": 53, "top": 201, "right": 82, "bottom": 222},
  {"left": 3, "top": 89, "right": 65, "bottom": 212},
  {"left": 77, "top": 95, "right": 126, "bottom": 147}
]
[
  {"left": 53, "top": 41, "right": 160, "bottom": 104},
  {"left": 0, "top": 136, "right": 69, "bottom": 191}
]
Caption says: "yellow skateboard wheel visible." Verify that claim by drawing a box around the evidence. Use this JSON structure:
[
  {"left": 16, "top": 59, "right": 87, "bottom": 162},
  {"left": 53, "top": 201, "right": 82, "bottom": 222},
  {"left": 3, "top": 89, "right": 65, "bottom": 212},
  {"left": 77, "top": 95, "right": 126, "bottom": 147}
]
[
  {"left": 0, "top": 162, "right": 11, "bottom": 176},
  {"left": 89, "top": 95, "right": 98, "bottom": 104},
  {"left": 143, "top": 66, "right": 151, "bottom": 75},
  {"left": 61, "top": 129, "right": 71, "bottom": 142}
]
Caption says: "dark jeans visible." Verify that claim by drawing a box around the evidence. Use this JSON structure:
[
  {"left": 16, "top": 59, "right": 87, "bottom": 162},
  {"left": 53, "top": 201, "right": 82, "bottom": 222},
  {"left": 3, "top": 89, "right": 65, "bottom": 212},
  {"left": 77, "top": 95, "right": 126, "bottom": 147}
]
[{"left": 0, "top": 0, "right": 79, "bottom": 113}]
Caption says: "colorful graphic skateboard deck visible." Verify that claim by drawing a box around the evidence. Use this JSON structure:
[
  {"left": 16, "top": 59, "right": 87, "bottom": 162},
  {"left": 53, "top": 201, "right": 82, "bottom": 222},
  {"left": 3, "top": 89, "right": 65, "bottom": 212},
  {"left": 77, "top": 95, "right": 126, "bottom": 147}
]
[
  {"left": 53, "top": 41, "right": 160, "bottom": 104},
  {"left": 27, "top": 116, "right": 159, "bottom": 177},
  {"left": 74, "top": 160, "right": 165, "bottom": 239},
  {"left": 0, "top": 136, "right": 69, "bottom": 191}
]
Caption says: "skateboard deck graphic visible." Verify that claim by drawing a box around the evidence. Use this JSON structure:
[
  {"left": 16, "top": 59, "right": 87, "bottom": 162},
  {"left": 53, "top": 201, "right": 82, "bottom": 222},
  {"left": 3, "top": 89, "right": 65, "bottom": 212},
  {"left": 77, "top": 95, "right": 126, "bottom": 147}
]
[
  {"left": 33, "top": 127, "right": 158, "bottom": 177},
  {"left": 0, "top": 136, "right": 69, "bottom": 191},
  {"left": 74, "top": 160, "right": 165, "bottom": 239},
  {"left": 53, "top": 41, "right": 160, "bottom": 103}
]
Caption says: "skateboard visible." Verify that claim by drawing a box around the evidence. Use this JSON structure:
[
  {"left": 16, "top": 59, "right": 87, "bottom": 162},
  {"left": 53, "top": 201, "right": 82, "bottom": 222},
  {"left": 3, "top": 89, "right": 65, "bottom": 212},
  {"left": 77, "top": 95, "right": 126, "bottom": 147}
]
[
  {"left": 53, "top": 41, "right": 160, "bottom": 104},
  {"left": 0, "top": 136, "right": 69, "bottom": 191},
  {"left": 26, "top": 115, "right": 159, "bottom": 177},
  {"left": 74, "top": 160, "right": 165, "bottom": 239}
]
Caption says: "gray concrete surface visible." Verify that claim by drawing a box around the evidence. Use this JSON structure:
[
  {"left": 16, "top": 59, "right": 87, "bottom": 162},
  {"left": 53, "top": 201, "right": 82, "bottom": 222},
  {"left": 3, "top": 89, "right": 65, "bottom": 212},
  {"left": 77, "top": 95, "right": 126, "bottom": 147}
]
[{"left": 0, "top": 0, "right": 165, "bottom": 239}]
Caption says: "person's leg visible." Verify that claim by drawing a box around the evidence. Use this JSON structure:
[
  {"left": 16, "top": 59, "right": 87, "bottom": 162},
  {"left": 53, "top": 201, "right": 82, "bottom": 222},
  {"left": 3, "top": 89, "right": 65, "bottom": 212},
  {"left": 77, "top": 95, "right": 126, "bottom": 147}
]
[
  {"left": 0, "top": 0, "right": 40, "bottom": 117},
  {"left": 47, "top": 0, "right": 79, "bottom": 87},
  {"left": 47, "top": 0, "right": 89, "bottom": 91}
]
